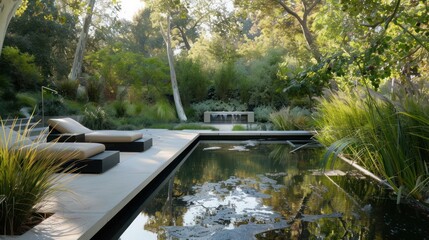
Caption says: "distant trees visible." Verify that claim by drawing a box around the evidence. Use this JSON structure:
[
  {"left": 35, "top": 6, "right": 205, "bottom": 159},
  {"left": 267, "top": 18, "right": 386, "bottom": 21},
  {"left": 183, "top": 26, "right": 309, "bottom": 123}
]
[{"left": 0, "top": 0, "right": 428, "bottom": 120}]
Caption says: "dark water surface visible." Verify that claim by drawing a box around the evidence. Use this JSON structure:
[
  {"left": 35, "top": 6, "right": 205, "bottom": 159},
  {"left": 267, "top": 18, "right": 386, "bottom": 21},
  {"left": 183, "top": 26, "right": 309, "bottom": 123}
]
[{"left": 119, "top": 141, "right": 429, "bottom": 239}]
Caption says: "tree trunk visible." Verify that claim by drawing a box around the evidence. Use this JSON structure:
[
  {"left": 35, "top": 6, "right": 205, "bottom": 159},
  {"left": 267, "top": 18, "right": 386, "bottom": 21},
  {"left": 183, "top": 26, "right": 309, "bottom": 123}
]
[
  {"left": 276, "top": 0, "right": 322, "bottom": 62},
  {"left": 68, "top": 0, "right": 96, "bottom": 81},
  {"left": 161, "top": 14, "right": 188, "bottom": 122},
  {"left": 177, "top": 26, "right": 191, "bottom": 50},
  {"left": 299, "top": 18, "right": 322, "bottom": 62},
  {"left": 0, "top": 0, "right": 22, "bottom": 57}
]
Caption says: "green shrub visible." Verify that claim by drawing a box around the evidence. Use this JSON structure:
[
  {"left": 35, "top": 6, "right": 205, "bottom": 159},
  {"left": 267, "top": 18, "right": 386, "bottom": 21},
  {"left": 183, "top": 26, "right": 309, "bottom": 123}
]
[
  {"left": 38, "top": 98, "right": 69, "bottom": 116},
  {"left": 155, "top": 100, "right": 177, "bottom": 122},
  {"left": 214, "top": 62, "right": 237, "bottom": 101},
  {"left": 176, "top": 58, "right": 210, "bottom": 105},
  {"left": 0, "top": 46, "right": 42, "bottom": 91},
  {"left": 112, "top": 101, "right": 128, "bottom": 118},
  {"left": 116, "top": 124, "right": 138, "bottom": 130},
  {"left": 16, "top": 93, "right": 37, "bottom": 108},
  {"left": 56, "top": 79, "right": 78, "bottom": 100},
  {"left": 253, "top": 105, "right": 275, "bottom": 123},
  {"left": 0, "top": 119, "right": 72, "bottom": 235},
  {"left": 270, "top": 106, "right": 312, "bottom": 130},
  {"left": 81, "top": 105, "right": 115, "bottom": 130},
  {"left": 133, "top": 103, "right": 144, "bottom": 116},
  {"left": 86, "top": 77, "right": 104, "bottom": 103},
  {"left": 232, "top": 125, "right": 246, "bottom": 131}
]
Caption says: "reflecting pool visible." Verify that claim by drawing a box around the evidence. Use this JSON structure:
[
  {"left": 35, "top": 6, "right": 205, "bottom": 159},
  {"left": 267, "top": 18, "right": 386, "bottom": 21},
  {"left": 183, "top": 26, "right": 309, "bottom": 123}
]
[{"left": 119, "top": 141, "right": 429, "bottom": 239}]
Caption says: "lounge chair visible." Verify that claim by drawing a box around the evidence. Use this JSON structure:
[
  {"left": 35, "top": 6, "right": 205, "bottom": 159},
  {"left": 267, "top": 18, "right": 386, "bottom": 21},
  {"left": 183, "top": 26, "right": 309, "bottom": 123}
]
[
  {"left": 47, "top": 118, "right": 153, "bottom": 152},
  {"left": 0, "top": 127, "right": 119, "bottom": 174}
]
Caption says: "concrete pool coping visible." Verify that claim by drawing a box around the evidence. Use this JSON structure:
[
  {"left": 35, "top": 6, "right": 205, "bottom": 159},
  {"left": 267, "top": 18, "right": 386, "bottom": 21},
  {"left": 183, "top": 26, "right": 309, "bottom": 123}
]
[{"left": 3, "top": 129, "right": 314, "bottom": 240}]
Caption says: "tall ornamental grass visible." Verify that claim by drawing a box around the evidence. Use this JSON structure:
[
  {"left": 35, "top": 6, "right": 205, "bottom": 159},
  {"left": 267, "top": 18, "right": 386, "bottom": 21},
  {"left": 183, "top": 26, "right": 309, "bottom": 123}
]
[
  {"left": 270, "top": 106, "right": 312, "bottom": 130},
  {"left": 315, "top": 89, "right": 429, "bottom": 202},
  {"left": 0, "top": 119, "right": 73, "bottom": 235}
]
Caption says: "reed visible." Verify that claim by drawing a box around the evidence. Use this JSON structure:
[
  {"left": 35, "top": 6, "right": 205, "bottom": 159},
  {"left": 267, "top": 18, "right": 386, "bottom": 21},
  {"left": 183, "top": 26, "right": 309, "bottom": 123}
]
[{"left": 316, "top": 89, "right": 429, "bottom": 202}]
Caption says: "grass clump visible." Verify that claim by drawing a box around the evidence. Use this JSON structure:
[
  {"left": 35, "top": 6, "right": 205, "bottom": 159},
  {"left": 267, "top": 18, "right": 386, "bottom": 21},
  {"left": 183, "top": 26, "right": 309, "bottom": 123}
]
[
  {"left": 232, "top": 125, "right": 246, "bottom": 131},
  {"left": 270, "top": 106, "right": 312, "bottom": 130},
  {"left": 0, "top": 119, "right": 72, "bottom": 235},
  {"left": 315, "top": 89, "right": 429, "bottom": 202},
  {"left": 81, "top": 105, "right": 115, "bottom": 130}
]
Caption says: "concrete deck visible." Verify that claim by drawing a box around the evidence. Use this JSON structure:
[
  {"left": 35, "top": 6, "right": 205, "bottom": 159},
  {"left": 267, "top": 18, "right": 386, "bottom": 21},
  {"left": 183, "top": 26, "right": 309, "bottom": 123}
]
[{"left": 2, "top": 129, "right": 314, "bottom": 240}]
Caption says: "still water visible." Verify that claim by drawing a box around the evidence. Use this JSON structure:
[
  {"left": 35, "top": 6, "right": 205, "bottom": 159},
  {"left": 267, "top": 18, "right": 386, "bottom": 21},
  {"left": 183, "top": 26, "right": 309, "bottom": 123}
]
[{"left": 120, "top": 141, "right": 429, "bottom": 239}]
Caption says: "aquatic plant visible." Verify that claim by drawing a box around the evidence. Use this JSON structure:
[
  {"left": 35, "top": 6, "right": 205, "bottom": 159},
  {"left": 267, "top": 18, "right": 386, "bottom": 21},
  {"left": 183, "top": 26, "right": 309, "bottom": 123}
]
[
  {"left": 0, "top": 119, "right": 72, "bottom": 235},
  {"left": 316, "top": 89, "right": 429, "bottom": 202}
]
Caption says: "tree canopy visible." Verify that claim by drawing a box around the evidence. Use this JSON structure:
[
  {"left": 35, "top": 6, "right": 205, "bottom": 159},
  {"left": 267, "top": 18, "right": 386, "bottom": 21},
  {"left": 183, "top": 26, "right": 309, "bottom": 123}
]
[{"left": 0, "top": 0, "right": 427, "bottom": 118}]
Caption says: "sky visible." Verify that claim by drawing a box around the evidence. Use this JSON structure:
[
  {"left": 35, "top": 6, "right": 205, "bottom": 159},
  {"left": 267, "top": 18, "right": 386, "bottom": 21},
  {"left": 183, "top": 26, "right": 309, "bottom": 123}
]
[{"left": 118, "top": 0, "right": 146, "bottom": 21}]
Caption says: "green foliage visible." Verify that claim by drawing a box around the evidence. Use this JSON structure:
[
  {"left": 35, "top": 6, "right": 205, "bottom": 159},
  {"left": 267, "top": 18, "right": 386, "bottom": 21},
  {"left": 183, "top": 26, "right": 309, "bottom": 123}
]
[
  {"left": 0, "top": 119, "right": 71, "bottom": 235},
  {"left": 81, "top": 105, "right": 115, "bottom": 130},
  {"left": 278, "top": 53, "right": 349, "bottom": 101},
  {"left": 111, "top": 101, "right": 128, "bottom": 118},
  {"left": 270, "top": 106, "right": 312, "bottom": 130},
  {"left": 232, "top": 125, "right": 246, "bottom": 131},
  {"left": 87, "top": 44, "right": 170, "bottom": 102},
  {"left": 120, "top": 8, "right": 164, "bottom": 55},
  {"left": 6, "top": 0, "right": 77, "bottom": 78},
  {"left": 214, "top": 62, "right": 238, "bottom": 101},
  {"left": 253, "top": 105, "right": 276, "bottom": 123},
  {"left": 38, "top": 97, "right": 72, "bottom": 116},
  {"left": 208, "top": 34, "right": 240, "bottom": 63},
  {"left": 154, "top": 100, "right": 177, "bottom": 122},
  {"left": 236, "top": 48, "right": 286, "bottom": 108},
  {"left": 0, "top": 47, "right": 42, "bottom": 91},
  {"left": 86, "top": 77, "right": 103, "bottom": 103},
  {"left": 56, "top": 79, "right": 78, "bottom": 100},
  {"left": 191, "top": 100, "right": 247, "bottom": 121},
  {"left": 176, "top": 58, "right": 210, "bottom": 105},
  {"left": 316, "top": 89, "right": 429, "bottom": 201},
  {"left": 16, "top": 93, "right": 36, "bottom": 108}
]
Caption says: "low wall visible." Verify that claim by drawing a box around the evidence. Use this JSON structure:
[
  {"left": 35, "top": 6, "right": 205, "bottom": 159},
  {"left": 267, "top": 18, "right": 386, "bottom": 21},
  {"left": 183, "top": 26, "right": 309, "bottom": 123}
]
[{"left": 203, "top": 111, "right": 255, "bottom": 124}]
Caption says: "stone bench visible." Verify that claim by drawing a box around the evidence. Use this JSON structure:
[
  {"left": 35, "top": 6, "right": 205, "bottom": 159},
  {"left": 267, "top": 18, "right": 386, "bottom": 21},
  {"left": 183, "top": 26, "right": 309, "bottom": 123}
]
[{"left": 204, "top": 111, "right": 255, "bottom": 124}]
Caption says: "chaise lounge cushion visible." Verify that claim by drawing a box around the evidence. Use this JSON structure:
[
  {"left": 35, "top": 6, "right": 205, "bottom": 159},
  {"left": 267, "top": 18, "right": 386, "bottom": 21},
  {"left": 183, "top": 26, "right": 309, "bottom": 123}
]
[
  {"left": 25, "top": 142, "right": 106, "bottom": 161},
  {"left": 47, "top": 118, "right": 92, "bottom": 134},
  {"left": 48, "top": 118, "right": 143, "bottom": 142},
  {"left": 85, "top": 130, "right": 142, "bottom": 143}
]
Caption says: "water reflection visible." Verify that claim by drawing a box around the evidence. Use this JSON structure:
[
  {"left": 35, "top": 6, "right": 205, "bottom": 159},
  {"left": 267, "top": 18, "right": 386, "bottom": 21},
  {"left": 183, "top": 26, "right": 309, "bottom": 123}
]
[{"left": 120, "top": 141, "right": 429, "bottom": 239}]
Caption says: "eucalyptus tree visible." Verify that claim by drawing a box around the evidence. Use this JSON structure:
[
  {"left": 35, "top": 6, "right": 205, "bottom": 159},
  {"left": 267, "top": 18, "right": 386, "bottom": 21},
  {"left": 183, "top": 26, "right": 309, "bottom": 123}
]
[
  {"left": 147, "top": 0, "right": 188, "bottom": 122},
  {"left": 68, "top": 0, "right": 96, "bottom": 81},
  {"left": 0, "top": 0, "right": 23, "bottom": 57}
]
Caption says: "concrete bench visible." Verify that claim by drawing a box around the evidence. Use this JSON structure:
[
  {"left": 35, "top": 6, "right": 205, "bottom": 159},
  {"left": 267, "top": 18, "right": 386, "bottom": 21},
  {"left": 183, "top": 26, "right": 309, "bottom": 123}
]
[{"left": 204, "top": 111, "right": 255, "bottom": 124}]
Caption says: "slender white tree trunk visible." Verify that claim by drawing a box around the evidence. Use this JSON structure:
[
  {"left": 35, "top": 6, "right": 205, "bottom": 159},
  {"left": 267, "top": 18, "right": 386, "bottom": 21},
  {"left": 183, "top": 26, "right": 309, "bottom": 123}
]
[
  {"left": 68, "top": 0, "right": 96, "bottom": 81},
  {"left": 0, "top": 0, "right": 22, "bottom": 57},
  {"left": 161, "top": 14, "right": 187, "bottom": 122}
]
